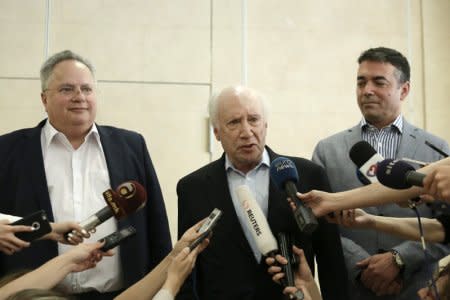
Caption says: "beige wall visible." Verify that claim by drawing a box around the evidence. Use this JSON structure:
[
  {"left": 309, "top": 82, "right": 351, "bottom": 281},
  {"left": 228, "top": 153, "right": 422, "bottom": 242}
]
[{"left": 0, "top": 0, "right": 448, "bottom": 241}]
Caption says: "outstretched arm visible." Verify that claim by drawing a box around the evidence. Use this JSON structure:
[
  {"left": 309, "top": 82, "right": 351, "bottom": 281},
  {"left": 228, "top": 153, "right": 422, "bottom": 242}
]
[
  {"left": 0, "top": 242, "right": 110, "bottom": 299},
  {"left": 114, "top": 220, "right": 209, "bottom": 300},
  {"left": 329, "top": 208, "right": 446, "bottom": 243},
  {"left": 299, "top": 157, "right": 450, "bottom": 217}
]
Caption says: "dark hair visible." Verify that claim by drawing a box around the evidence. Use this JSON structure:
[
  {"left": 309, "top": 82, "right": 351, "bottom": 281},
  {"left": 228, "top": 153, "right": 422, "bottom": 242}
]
[{"left": 358, "top": 47, "right": 410, "bottom": 84}]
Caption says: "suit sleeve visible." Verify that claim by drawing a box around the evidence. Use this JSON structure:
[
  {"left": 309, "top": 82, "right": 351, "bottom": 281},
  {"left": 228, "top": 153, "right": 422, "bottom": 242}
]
[
  {"left": 310, "top": 166, "right": 350, "bottom": 300},
  {"left": 175, "top": 178, "right": 198, "bottom": 300}
]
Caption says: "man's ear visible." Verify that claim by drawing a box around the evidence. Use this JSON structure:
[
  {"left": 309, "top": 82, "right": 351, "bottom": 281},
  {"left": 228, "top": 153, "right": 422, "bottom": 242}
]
[
  {"left": 213, "top": 127, "right": 220, "bottom": 141},
  {"left": 41, "top": 92, "right": 48, "bottom": 112},
  {"left": 400, "top": 81, "right": 410, "bottom": 101},
  {"left": 41, "top": 92, "right": 47, "bottom": 105}
]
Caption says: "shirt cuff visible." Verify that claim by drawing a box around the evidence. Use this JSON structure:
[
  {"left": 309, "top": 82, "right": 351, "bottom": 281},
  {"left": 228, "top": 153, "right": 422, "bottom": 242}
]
[{"left": 152, "top": 288, "right": 174, "bottom": 300}]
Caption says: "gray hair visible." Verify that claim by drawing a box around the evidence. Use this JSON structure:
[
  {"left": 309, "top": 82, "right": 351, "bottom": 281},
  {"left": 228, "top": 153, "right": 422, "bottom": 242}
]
[
  {"left": 208, "top": 86, "right": 269, "bottom": 128},
  {"left": 40, "top": 50, "right": 95, "bottom": 91}
]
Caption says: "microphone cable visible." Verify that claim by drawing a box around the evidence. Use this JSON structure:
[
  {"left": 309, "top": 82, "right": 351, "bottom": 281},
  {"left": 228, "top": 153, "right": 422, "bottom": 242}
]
[{"left": 408, "top": 200, "right": 441, "bottom": 300}]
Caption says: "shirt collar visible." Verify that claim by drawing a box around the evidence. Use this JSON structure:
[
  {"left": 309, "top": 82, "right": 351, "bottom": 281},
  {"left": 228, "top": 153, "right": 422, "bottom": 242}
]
[
  {"left": 42, "top": 119, "right": 101, "bottom": 150},
  {"left": 360, "top": 114, "right": 403, "bottom": 134},
  {"left": 225, "top": 148, "right": 270, "bottom": 174}
]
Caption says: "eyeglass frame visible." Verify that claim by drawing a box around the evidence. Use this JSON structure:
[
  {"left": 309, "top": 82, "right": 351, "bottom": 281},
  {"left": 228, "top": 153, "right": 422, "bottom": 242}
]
[{"left": 42, "top": 84, "right": 96, "bottom": 97}]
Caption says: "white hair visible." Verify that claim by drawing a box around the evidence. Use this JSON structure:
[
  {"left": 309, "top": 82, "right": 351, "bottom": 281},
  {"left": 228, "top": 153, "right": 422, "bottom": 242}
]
[{"left": 208, "top": 85, "right": 269, "bottom": 128}]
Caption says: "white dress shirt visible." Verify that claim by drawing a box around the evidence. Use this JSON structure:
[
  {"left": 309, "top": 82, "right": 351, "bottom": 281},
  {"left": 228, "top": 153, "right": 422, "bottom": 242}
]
[
  {"left": 41, "top": 120, "right": 123, "bottom": 293},
  {"left": 152, "top": 289, "right": 174, "bottom": 300},
  {"left": 0, "top": 213, "right": 20, "bottom": 223},
  {"left": 226, "top": 149, "right": 270, "bottom": 262}
]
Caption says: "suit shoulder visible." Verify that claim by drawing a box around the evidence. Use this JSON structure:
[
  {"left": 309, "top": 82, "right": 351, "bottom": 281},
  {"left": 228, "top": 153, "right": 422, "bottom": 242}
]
[
  {"left": 0, "top": 127, "right": 37, "bottom": 152},
  {"left": 98, "top": 125, "right": 143, "bottom": 138},
  {"left": 411, "top": 125, "right": 447, "bottom": 144},
  {"left": 316, "top": 127, "right": 354, "bottom": 146},
  {"left": 179, "top": 160, "right": 219, "bottom": 184},
  {"left": 283, "top": 155, "right": 325, "bottom": 174}
]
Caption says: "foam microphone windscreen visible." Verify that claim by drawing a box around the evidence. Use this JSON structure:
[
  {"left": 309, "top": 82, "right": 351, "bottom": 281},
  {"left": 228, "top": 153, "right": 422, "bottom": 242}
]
[
  {"left": 349, "top": 141, "right": 377, "bottom": 168},
  {"left": 103, "top": 181, "right": 147, "bottom": 219},
  {"left": 376, "top": 159, "right": 416, "bottom": 189},
  {"left": 270, "top": 157, "right": 299, "bottom": 190}
]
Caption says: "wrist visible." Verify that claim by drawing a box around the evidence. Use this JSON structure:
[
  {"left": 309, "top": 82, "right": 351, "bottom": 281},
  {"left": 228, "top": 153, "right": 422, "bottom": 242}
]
[{"left": 389, "top": 249, "right": 405, "bottom": 273}]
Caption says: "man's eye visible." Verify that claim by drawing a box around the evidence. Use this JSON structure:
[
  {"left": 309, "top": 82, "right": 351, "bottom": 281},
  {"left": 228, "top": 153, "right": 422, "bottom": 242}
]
[
  {"left": 375, "top": 81, "right": 387, "bottom": 87},
  {"left": 60, "top": 87, "right": 74, "bottom": 93},
  {"left": 82, "top": 87, "right": 93, "bottom": 93}
]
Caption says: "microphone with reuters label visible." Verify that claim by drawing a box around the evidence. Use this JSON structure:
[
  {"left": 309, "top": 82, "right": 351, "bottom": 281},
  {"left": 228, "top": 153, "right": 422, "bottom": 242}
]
[{"left": 65, "top": 181, "right": 147, "bottom": 241}]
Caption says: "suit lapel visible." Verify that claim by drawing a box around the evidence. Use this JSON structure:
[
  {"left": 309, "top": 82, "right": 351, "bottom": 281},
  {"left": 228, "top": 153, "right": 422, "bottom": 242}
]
[
  {"left": 205, "top": 156, "right": 256, "bottom": 258},
  {"left": 97, "top": 125, "right": 125, "bottom": 189},
  {"left": 344, "top": 124, "right": 363, "bottom": 151},
  {"left": 24, "top": 122, "right": 54, "bottom": 220},
  {"left": 397, "top": 119, "right": 420, "bottom": 160}
]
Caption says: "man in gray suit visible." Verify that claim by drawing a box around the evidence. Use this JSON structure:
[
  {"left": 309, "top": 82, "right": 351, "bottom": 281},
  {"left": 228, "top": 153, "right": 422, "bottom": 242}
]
[{"left": 312, "top": 47, "right": 450, "bottom": 300}]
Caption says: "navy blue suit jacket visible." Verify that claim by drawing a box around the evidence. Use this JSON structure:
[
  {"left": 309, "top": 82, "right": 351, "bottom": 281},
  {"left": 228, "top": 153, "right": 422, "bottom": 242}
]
[
  {"left": 0, "top": 120, "right": 172, "bottom": 288},
  {"left": 176, "top": 147, "right": 349, "bottom": 300}
]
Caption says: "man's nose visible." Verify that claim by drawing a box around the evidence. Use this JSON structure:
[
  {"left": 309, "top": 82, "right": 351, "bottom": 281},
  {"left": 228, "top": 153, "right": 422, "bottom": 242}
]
[
  {"left": 240, "top": 121, "right": 253, "bottom": 137},
  {"left": 362, "top": 82, "right": 375, "bottom": 96}
]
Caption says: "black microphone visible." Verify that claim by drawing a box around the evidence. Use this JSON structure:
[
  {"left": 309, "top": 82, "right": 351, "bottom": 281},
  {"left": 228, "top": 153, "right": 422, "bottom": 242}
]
[
  {"left": 425, "top": 141, "right": 449, "bottom": 158},
  {"left": 235, "top": 185, "right": 304, "bottom": 300},
  {"left": 65, "top": 181, "right": 147, "bottom": 240},
  {"left": 270, "top": 157, "right": 318, "bottom": 234},
  {"left": 349, "top": 141, "right": 383, "bottom": 184},
  {"left": 376, "top": 159, "right": 425, "bottom": 189}
]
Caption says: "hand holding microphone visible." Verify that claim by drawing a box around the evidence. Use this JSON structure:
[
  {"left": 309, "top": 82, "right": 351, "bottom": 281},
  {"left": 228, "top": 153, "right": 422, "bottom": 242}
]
[
  {"left": 270, "top": 157, "right": 318, "bottom": 234},
  {"left": 65, "top": 181, "right": 147, "bottom": 242},
  {"left": 236, "top": 185, "right": 304, "bottom": 300}
]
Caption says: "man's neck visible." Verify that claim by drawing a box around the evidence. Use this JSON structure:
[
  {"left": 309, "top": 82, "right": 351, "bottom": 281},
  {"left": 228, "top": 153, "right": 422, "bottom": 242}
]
[{"left": 50, "top": 122, "right": 93, "bottom": 149}]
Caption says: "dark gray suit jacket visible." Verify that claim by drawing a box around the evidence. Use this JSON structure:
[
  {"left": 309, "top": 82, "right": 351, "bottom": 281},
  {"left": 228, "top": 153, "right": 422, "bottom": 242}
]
[
  {"left": 0, "top": 119, "right": 172, "bottom": 289},
  {"left": 177, "top": 147, "right": 349, "bottom": 300},
  {"left": 312, "top": 118, "right": 450, "bottom": 300}
]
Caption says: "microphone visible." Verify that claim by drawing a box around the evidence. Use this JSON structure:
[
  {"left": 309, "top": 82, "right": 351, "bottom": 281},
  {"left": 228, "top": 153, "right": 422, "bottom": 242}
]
[
  {"left": 349, "top": 141, "right": 383, "bottom": 184},
  {"left": 376, "top": 159, "right": 424, "bottom": 189},
  {"left": 66, "top": 181, "right": 147, "bottom": 240},
  {"left": 235, "top": 185, "right": 304, "bottom": 300},
  {"left": 235, "top": 185, "right": 278, "bottom": 256},
  {"left": 425, "top": 140, "right": 449, "bottom": 158},
  {"left": 270, "top": 157, "right": 318, "bottom": 235}
]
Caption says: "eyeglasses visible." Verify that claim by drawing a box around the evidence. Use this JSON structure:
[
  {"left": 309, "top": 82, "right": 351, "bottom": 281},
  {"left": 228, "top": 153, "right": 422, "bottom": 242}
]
[{"left": 43, "top": 84, "right": 95, "bottom": 97}]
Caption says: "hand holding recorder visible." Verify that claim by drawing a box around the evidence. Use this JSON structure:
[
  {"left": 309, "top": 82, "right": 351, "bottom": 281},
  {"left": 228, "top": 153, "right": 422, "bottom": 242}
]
[{"left": 65, "top": 181, "right": 147, "bottom": 242}]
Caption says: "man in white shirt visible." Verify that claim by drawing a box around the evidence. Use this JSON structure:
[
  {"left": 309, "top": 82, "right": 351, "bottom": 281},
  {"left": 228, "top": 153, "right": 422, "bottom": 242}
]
[{"left": 0, "top": 50, "right": 172, "bottom": 299}]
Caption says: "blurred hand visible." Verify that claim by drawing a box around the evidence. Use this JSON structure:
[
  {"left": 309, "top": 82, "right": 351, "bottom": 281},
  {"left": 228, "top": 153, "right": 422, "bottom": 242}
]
[
  {"left": 326, "top": 208, "right": 374, "bottom": 229},
  {"left": 267, "top": 246, "right": 320, "bottom": 299},
  {"left": 357, "top": 253, "right": 402, "bottom": 296},
  {"left": 163, "top": 246, "right": 202, "bottom": 296},
  {"left": 0, "top": 220, "right": 31, "bottom": 255},
  {"left": 423, "top": 165, "right": 450, "bottom": 202},
  {"left": 296, "top": 190, "right": 335, "bottom": 217},
  {"left": 64, "top": 242, "right": 114, "bottom": 273},
  {"left": 171, "top": 219, "right": 210, "bottom": 258},
  {"left": 44, "top": 221, "right": 90, "bottom": 245}
]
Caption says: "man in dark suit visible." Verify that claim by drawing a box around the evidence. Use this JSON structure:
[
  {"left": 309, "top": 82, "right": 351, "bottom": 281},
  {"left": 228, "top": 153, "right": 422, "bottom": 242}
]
[
  {"left": 0, "top": 50, "right": 172, "bottom": 299},
  {"left": 176, "top": 86, "right": 348, "bottom": 300}
]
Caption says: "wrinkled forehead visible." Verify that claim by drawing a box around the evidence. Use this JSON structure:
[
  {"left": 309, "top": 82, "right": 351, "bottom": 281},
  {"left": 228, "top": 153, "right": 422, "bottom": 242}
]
[
  {"left": 218, "top": 91, "right": 264, "bottom": 119},
  {"left": 49, "top": 60, "right": 95, "bottom": 85}
]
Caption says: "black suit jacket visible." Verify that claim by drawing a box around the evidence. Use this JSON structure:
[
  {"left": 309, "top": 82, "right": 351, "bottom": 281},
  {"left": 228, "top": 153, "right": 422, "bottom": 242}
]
[
  {"left": 0, "top": 120, "right": 172, "bottom": 288},
  {"left": 176, "top": 147, "right": 348, "bottom": 300}
]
